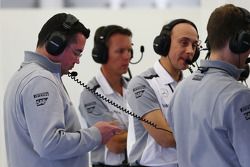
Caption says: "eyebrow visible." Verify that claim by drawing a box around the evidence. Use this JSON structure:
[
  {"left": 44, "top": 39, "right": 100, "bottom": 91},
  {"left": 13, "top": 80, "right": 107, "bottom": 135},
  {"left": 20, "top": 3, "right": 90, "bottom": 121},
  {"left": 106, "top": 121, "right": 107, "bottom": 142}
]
[{"left": 178, "top": 37, "right": 199, "bottom": 44}]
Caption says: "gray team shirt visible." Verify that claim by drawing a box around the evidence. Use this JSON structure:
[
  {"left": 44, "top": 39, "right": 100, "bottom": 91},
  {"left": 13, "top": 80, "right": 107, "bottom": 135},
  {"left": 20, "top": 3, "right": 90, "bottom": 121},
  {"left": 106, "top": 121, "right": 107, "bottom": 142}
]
[
  {"left": 4, "top": 51, "right": 101, "bottom": 167},
  {"left": 79, "top": 70, "right": 129, "bottom": 165},
  {"left": 168, "top": 60, "right": 250, "bottom": 167},
  {"left": 126, "top": 60, "right": 177, "bottom": 166}
]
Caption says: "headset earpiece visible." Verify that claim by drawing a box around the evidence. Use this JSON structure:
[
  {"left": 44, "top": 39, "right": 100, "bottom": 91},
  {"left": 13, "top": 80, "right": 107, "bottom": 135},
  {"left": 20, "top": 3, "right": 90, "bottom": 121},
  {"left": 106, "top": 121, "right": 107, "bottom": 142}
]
[
  {"left": 46, "top": 32, "right": 67, "bottom": 56},
  {"left": 92, "top": 35, "right": 108, "bottom": 64},
  {"left": 229, "top": 7, "right": 250, "bottom": 54},
  {"left": 229, "top": 30, "right": 250, "bottom": 54},
  {"left": 46, "top": 14, "right": 79, "bottom": 56},
  {"left": 153, "top": 25, "right": 171, "bottom": 56},
  {"left": 92, "top": 27, "right": 109, "bottom": 64}
]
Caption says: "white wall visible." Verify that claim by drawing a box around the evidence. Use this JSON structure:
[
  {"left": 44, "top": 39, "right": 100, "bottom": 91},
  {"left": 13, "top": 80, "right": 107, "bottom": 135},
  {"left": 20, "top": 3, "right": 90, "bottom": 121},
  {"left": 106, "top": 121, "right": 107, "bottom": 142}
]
[{"left": 0, "top": 1, "right": 249, "bottom": 166}]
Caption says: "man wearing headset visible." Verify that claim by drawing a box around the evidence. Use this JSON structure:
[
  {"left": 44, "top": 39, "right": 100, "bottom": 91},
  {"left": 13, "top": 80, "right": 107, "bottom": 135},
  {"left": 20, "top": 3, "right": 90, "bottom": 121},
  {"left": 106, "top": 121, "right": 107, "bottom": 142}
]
[
  {"left": 3, "top": 13, "right": 121, "bottom": 167},
  {"left": 168, "top": 4, "right": 250, "bottom": 167},
  {"left": 126, "top": 19, "right": 200, "bottom": 167},
  {"left": 79, "top": 25, "right": 133, "bottom": 167}
]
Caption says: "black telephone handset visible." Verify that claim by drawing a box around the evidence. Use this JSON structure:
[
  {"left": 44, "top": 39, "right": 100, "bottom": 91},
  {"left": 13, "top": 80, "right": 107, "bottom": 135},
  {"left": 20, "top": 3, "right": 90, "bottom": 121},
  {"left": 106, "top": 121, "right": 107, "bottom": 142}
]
[{"left": 68, "top": 71, "right": 172, "bottom": 133}]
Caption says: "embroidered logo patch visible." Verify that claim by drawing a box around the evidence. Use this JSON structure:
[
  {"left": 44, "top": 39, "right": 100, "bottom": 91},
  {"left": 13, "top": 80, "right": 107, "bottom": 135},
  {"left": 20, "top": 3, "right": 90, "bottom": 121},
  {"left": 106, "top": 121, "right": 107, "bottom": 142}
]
[
  {"left": 240, "top": 104, "right": 250, "bottom": 120},
  {"left": 85, "top": 102, "right": 101, "bottom": 115},
  {"left": 192, "top": 74, "right": 204, "bottom": 81},
  {"left": 33, "top": 92, "right": 49, "bottom": 107},
  {"left": 33, "top": 92, "right": 49, "bottom": 98},
  {"left": 133, "top": 85, "right": 146, "bottom": 98},
  {"left": 160, "top": 88, "right": 169, "bottom": 98},
  {"left": 36, "top": 98, "right": 48, "bottom": 106}
]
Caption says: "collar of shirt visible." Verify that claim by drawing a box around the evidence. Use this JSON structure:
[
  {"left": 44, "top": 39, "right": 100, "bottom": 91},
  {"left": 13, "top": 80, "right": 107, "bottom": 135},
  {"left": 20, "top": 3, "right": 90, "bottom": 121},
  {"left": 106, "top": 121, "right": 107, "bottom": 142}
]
[
  {"left": 200, "top": 60, "right": 244, "bottom": 80},
  {"left": 153, "top": 60, "right": 177, "bottom": 86},
  {"left": 95, "top": 69, "right": 128, "bottom": 95},
  {"left": 23, "top": 51, "right": 61, "bottom": 74}
]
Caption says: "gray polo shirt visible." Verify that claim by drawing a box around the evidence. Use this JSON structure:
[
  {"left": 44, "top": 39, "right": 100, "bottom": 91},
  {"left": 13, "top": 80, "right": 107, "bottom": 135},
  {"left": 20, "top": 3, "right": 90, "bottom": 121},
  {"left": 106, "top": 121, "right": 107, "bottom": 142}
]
[
  {"left": 4, "top": 51, "right": 101, "bottom": 167},
  {"left": 168, "top": 60, "right": 250, "bottom": 167},
  {"left": 127, "top": 61, "right": 177, "bottom": 166},
  {"left": 79, "top": 70, "right": 129, "bottom": 165}
]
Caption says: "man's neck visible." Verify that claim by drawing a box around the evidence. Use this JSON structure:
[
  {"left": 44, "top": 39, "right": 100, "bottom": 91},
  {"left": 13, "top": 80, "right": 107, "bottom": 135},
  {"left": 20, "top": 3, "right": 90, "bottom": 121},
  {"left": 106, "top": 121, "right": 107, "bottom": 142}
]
[
  {"left": 159, "top": 58, "right": 181, "bottom": 82},
  {"left": 101, "top": 67, "right": 123, "bottom": 96}
]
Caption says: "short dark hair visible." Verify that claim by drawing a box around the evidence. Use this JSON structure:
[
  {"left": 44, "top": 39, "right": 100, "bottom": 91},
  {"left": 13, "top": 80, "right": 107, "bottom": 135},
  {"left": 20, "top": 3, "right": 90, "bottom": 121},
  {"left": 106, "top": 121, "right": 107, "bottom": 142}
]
[
  {"left": 207, "top": 4, "right": 250, "bottom": 51},
  {"left": 37, "top": 13, "right": 90, "bottom": 47}
]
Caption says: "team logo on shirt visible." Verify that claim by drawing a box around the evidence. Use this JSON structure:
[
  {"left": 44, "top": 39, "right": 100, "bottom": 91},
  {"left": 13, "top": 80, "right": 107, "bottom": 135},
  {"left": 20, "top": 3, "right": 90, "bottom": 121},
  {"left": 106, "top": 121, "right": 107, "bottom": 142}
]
[
  {"left": 192, "top": 74, "right": 204, "bottom": 81},
  {"left": 85, "top": 101, "right": 102, "bottom": 115},
  {"left": 240, "top": 104, "right": 250, "bottom": 120},
  {"left": 133, "top": 85, "right": 146, "bottom": 98},
  {"left": 160, "top": 88, "right": 170, "bottom": 108},
  {"left": 160, "top": 88, "right": 169, "bottom": 98},
  {"left": 33, "top": 92, "right": 49, "bottom": 106}
]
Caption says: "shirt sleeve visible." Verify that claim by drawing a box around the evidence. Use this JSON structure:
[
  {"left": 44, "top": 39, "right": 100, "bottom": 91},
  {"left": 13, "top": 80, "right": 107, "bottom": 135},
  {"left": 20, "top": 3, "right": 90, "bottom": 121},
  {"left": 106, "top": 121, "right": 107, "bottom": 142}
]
[
  {"left": 223, "top": 88, "right": 250, "bottom": 166},
  {"left": 21, "top": 75, "right": 101, "bottom": 160},
  {"left": 127, "top": 76, "right": 160, "bottom": 117}
]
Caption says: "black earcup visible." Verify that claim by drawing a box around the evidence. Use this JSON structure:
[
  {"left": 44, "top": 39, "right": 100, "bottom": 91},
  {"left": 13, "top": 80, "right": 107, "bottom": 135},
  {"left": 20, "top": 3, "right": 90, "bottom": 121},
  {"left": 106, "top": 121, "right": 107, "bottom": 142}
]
[
  {"left": 46, "top": 32, "right": 67, "bottom": 55},
  {"left": 153, "top": 33, "right": 171, "bottom": 56},
  {"left": 46, "top": 14, "right": 79, "bottom": 56},
  {"left": 229, "top": 30, "right": 250, "bottom": 54},
  {"left": 92, "top": 39, "right": 108, "bottom": 64},
  {"left": 92, "top": 26, "right": 109, "bottom": 64}
]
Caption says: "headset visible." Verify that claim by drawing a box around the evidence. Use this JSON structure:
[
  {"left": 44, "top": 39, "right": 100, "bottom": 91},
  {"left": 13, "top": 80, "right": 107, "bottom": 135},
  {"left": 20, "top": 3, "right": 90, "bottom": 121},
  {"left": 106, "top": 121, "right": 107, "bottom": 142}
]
[
  {"left": 153, "top": 18, "right": 200, "bottom": 64},
  {"left": 46, "top": 14, "right": 79, "bottom": 56},
  {"left": 229, "top": 7, "right": 250, "bottom": 54},
  {"left": 92, "top": 25, "right": 133, "bottom": 64}
]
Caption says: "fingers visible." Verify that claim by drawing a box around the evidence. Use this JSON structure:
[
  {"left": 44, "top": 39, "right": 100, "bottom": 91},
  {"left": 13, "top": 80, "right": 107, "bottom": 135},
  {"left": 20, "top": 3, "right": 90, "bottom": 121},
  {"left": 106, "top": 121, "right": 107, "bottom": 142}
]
[{"left": 94, "top": 121, "right": 123, "bottom": 144}]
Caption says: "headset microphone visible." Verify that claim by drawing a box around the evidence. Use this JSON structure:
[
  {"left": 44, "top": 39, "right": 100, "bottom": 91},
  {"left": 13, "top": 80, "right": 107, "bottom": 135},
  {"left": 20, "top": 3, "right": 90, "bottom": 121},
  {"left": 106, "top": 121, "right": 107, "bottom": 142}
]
[
  {"left": 130, "top": 45, "right": 145, "bottom": 64},
  {"left": 185, "top": 59, "right": 193, "bottom": 65},
  {"left": 140, "top": 45, "right": 145, "bottom": 53},
  {"left": 128, "top": 45, "right": 145, "bottom": 79},
  {"left": 185, "top": 59, "right": 196, "bottom": 67}
]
